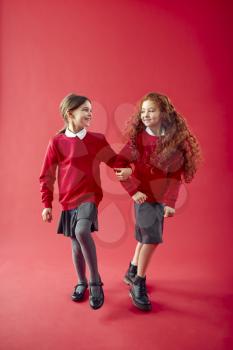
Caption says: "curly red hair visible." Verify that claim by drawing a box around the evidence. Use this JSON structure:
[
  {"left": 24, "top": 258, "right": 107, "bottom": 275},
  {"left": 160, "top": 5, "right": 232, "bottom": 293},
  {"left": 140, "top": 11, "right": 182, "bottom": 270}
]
[{"left": 123, "top": 92, "right": 202, "bottom": 183}]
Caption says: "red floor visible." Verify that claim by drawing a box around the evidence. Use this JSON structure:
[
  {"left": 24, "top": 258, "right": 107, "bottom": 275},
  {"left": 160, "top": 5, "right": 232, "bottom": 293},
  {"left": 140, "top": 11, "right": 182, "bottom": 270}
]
[{"left": 1, "top": 234, "right": 232, "bottom": 350}]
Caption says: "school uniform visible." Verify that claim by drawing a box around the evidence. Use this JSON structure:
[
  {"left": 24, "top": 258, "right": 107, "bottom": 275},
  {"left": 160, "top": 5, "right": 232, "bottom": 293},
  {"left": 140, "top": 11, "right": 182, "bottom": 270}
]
[
  {"left": 116, "top": 127, "right": 183, "bottom": 244},
  {"left": 39, "top": 128, "right": 117, "bottom": 237}
]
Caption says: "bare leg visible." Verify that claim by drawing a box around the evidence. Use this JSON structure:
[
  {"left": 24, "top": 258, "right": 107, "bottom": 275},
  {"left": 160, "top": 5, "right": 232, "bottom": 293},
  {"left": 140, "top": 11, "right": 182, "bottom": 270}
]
[
  {"left": 137, "top": 243, "right": 158, "bottom": 277},
  {"left": 131, "top": 242, "right": 143, "bottom": 266}
]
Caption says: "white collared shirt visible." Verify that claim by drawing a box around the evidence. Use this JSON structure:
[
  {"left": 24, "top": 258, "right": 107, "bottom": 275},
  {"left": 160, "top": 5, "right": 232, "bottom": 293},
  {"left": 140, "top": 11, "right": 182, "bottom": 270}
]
[
  {"left": 65, "top": 127, "right": 87, "bottom": 139},
  {"left": 145, "top": 127, "right": 165, "bottom": 136}
]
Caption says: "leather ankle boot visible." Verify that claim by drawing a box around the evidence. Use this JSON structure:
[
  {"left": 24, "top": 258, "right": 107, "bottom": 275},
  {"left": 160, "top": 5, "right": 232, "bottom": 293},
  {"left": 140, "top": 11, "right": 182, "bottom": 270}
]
[
  {"left": 124, "top": 262, "right": 137, "bottom": 285},
  {"left": 129, "top": 275, "right": 152, "bottom": 311}
]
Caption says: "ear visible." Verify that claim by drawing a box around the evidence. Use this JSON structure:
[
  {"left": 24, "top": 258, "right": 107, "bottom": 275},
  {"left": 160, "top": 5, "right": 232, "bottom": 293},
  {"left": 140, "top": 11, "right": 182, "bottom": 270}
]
[{"left": 66, "top": 110, "right": 73, "bottom": 119}]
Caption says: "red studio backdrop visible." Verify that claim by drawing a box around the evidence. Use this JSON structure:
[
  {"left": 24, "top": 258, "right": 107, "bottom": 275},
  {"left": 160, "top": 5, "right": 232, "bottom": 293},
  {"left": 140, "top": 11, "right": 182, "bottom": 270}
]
[{"left": 1, "top": 1, "right": 233, "bottom": 349}]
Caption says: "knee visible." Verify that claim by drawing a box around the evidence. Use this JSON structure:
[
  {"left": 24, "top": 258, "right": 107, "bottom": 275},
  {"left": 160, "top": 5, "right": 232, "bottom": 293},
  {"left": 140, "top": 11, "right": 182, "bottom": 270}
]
[
  {"left": 75, "top": 229, "right": 86, "bottom": 242},
  {"left": 150, "top": 243, "right": 159, "bottom": 250},
  {"left": 70, "top": 238, "right": 81, "bottom": 254},
  {"left": 75, "top": 220, "right": 91, "bottom": 242},
  {"left": 144, "top": 243, "right": 158, "bottom": 250}
]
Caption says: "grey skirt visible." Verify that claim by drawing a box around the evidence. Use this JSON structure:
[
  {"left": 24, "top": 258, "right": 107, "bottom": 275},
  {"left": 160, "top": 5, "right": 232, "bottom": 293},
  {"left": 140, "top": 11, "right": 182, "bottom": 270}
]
[
  {"left": 57, "top": 202, "right": 98, "bottom": 238},
  {"left": 134, "top": 201, "right": 165, "bottom": 244}
]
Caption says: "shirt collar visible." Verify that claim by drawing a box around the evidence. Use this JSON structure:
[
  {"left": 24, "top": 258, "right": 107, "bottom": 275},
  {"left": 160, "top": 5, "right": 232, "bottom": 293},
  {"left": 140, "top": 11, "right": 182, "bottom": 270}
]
[
  {"left": 65, "top": 127, "right": 87, "bottom": 139},
  {"left": 145, "top": 126, "right": 165, "bottom": 136}
]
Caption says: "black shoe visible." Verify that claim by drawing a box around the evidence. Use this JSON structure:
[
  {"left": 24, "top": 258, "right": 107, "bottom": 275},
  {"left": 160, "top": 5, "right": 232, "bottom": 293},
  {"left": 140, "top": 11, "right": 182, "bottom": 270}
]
[
  {"left": 129, "top": 275, "right": 152, "bottom": 311},
  {"left": 71, "top": 282, "right": 88, "bottom": 302},
  {"left": 124, "top": 262, "right": 137, "bottom": 285},
  {"left": 89, "top": 280, "right": 104, "bottom": 310}
]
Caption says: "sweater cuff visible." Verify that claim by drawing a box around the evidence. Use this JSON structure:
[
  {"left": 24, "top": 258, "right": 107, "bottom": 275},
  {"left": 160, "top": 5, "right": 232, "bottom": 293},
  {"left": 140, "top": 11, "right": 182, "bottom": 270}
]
[
  {"left": 163, "top": 199, "right": 176, "bottom": 208},
  {"left": 43, "top": 201, "right": 52, "bottom": 209},
  {"left": 128, "top": 188, "right": 138, "bottom": 196}
]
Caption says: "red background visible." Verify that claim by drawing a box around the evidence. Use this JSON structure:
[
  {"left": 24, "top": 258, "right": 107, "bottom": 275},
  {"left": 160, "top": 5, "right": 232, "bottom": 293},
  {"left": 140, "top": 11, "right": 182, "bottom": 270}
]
[{"left": 1, "top": 0, "right": 233, "bottom": 349}]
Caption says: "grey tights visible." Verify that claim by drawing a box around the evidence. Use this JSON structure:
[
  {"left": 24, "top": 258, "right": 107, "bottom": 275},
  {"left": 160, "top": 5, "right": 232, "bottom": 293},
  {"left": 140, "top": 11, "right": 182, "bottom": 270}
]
[{"left": 70, "top": 219, "right": 100, "bottom": 285}]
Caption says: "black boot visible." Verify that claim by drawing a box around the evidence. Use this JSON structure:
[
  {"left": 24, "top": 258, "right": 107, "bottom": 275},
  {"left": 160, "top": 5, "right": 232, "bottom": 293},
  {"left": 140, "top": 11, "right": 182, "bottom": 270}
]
[
  {"left": 129, "top": 275, "right": 152, "bottom": 311},
  {"left": 124, "top": 262, "right": 137, "bottom": 285},
  {"left": 71, "top": 281, "right": 88, "bottom": 302},
  {"left": 89, "top": 280, "right": 104, "bottom": 310}
]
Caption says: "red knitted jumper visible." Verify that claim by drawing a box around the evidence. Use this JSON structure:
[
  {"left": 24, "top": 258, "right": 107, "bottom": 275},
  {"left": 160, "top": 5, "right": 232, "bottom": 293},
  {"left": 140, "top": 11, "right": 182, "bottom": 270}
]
[
  {"left": 39, "top": 131, "right": 117, "bottom": 210},
  {"left": 115, "top": 129, "right": 184, "bottom": 208}
]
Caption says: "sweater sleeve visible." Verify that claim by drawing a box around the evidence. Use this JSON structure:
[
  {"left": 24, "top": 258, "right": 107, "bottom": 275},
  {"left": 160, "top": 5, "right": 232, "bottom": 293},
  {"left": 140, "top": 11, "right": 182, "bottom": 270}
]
[
  {"left": 39, "top": 138, "right": 58, "bottom": 208},
  {"left": 118, "top": 175, "right": 141, "bottom": 197},
  {"left": 98, "top": 135, "right": 119, "bottom": 168},
  {"left": 114, "top": 141, "right": 135, "bottom": 168},
  {"left": 163, "top": 168, "right": 183, "bottom": 208},
  {"left": 115, "top": 141, "right": 141, "bottom": 197}
]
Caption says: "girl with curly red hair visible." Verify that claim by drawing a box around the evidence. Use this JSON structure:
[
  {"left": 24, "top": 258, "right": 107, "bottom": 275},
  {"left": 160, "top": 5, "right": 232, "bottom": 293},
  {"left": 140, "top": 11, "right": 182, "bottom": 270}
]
[{"left": 115, "top": 92, "right": 202, "bottom": 311}]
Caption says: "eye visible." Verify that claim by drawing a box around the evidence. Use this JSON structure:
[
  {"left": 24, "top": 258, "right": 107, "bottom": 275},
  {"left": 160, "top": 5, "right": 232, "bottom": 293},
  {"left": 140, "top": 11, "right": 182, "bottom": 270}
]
[{"left": 82, "top": 108, "right": 91, "bottom": 112}]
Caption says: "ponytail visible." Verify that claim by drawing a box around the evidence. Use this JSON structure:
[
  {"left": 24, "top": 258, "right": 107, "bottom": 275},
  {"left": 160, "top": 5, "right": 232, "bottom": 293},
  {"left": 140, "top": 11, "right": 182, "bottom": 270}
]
[{"left": 56, "top": 125, "right": 67, "bottom": 135}]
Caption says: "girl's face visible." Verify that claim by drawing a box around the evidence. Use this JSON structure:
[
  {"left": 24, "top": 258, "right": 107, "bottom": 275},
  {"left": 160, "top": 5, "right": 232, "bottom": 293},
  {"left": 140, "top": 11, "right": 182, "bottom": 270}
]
[
  {"left": 68, "top": 100, "right": 92, "bottom": 129},
  {"left": 140, "top": 100, "right": 161, "bottom": 129}
]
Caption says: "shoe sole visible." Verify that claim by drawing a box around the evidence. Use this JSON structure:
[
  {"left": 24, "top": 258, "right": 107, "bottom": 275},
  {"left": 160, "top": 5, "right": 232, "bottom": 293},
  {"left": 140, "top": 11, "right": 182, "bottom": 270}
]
[
  {"left": 123, "top": 276, "right": 134, "bottom": 286},
  {"left": 71, "top": 296, "right": 86, "bottom": 302},
  {"left": 129, "top": 291, "right": 152, "bottom": 311}
]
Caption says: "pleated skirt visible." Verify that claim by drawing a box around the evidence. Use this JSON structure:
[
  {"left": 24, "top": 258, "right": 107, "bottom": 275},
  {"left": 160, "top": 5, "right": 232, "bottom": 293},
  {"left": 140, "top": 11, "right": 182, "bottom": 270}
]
[{"left": 57, "top": 202, "right": 98, "bottom": 238}]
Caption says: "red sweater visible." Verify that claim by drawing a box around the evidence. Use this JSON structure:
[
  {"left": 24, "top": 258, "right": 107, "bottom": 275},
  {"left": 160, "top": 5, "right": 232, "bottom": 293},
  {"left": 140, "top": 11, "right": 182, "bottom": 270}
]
[
  {"left": 115, "top": 130, "right": 183, "bottom": 208},
  {"left": 39, "top": 131, "right": 117, "bottom": 210}
]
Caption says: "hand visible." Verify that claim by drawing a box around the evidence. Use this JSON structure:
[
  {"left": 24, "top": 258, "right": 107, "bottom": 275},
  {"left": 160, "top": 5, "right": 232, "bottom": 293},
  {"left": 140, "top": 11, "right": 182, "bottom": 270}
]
[
  {"left": 42, "top": 208, "right": 53, "bottom": 223},
  {"left": 164, "top": 206, "right": 175, "bottom": 218},
  {"left": 114, "top": 167, "right": 132, "bottom": 181},
  {"left": 132, "top": 191, "right": 147, "bottom": 204}
]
